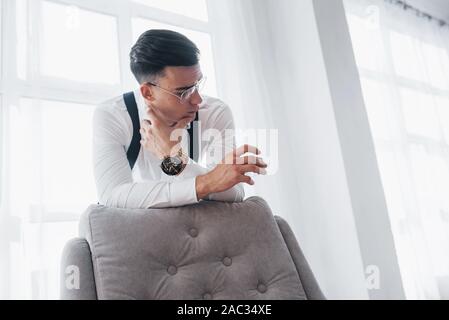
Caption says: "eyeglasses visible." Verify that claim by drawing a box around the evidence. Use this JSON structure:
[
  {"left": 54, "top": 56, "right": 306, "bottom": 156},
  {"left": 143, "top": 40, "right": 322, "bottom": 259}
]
[{"left": 145, "top": 76, "right": 207, "bottom": 103}]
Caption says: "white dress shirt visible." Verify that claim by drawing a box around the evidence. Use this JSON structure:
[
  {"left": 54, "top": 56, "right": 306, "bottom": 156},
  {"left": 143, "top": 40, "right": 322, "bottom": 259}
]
[{"left": 92, "top": 89, "right": 244, "bottom": 209}]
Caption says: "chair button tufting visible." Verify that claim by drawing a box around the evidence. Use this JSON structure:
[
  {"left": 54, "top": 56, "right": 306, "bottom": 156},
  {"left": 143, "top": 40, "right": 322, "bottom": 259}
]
[
  {"left": 189, "top": 228, "right": 198, "bottom": 238},
  {"left": 257, "top": 283, "right": 267, "bottom": 293},
  {"left": 203, "top": 293, "right": 212, "bottom": 300},
  {"left": 222, "top": 256, "right": 232, "bottom": 266},
  {"left": 167, "top": 265, "right": 177, "bottom": 275}
]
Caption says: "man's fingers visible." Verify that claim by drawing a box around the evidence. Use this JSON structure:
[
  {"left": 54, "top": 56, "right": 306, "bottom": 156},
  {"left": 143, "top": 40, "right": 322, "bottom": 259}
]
[
  {"left": 139, "top": 124, "right": 152, "bottom": 135},
  {"left": 238, "top": 164, "right": 267, "bottom": 175},
  {"left": 235, "top": 155, "right": 268, "bottom": 167},
  {"left": 233, "top": 144, "right": 261, "bottom": 158},
  {"left": 147, "top": 108, "right": 161, "bottom": 127},
  {"left": 223, "top": 144, "right": 262, "bottom": 164},
  {"left": 140, "top": 119, "right": 152, "bottom": 130},
  {"left": 238, "top": 174, "right": 255, "bottom": 186}
]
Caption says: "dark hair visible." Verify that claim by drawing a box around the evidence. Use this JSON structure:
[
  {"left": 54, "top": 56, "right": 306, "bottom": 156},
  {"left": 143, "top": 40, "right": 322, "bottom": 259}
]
[{"left": 129, "top": 29, "right": 200, "bottom": 84}]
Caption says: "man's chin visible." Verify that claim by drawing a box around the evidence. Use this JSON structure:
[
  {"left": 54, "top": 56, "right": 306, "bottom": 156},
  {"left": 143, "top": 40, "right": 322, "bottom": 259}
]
[
  {"left": 168, "top": 114, "right": 195, "bottom": 128},
  {"left": 182, "top": 113, "right": 196, "bottom": 121}
]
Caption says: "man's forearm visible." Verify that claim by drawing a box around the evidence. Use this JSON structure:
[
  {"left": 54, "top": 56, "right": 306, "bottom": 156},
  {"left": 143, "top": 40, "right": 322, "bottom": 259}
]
[
  {"left": 195, "top": 174, "right": 211, "bottom": 200},
  {"left": 195, "top": 173, "right": 245, "bottom": 202}
]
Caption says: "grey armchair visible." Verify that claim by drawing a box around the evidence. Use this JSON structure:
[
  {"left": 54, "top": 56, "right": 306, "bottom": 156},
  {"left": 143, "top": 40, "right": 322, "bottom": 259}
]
[{"left": 60, "top": 196, "right": 324, "bottom": 300}]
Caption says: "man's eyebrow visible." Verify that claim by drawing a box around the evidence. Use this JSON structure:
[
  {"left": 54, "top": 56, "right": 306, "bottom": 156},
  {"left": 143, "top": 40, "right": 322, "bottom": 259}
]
[{"left": 174, "top": 75, "right": 203, "bottom": 91}]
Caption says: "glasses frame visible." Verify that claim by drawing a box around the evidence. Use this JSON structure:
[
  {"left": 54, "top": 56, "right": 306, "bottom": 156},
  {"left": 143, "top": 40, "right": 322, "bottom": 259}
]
[{"left": 145, "top": 76, "right": 207, "bottom": 103}]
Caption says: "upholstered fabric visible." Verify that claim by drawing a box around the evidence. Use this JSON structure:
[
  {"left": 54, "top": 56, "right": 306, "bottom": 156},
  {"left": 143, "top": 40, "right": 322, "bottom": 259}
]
[
  {"left": 60, "top": 196, "right": 324, "bottom": 300},
  {"left": 60, "top": 238, "right": 97, "bottom": 300}
]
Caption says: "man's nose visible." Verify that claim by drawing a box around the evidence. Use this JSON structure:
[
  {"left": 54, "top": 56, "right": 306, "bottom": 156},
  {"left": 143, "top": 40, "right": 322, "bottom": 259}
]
[{"left": 189, "top": 89, "right": 203, "bottom": 105}]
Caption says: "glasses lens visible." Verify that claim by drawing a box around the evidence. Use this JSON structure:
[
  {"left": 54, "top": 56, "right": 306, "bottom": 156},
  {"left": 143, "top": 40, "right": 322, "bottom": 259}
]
[
  {"left": 198, "top": 77, "right": 206, "bottom": 91},
  {"left": 180, "top": 77, "right": 207, "bottom": 101},
  {"left": 181, "top": 87, "right": 196, "bottom": 101}
]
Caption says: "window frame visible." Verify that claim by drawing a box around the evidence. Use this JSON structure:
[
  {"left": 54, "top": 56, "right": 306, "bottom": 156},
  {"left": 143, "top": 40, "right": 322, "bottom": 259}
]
[
  {"left": 1, "top": 0, "right": 216, "bottom": 221},
  {"left": 1, "top": 0, "right": 216, "bottom": 299},
  {"left": 345, "top": 5, "right": 449, "bottom": 181}
]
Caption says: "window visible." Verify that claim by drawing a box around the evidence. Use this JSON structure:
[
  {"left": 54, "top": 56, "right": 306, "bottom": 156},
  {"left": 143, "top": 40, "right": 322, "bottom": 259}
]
[
  {"left": 0, "top": 0, "right": 215, "bottom": 299},
  {"left": 132, "top": 0, "right": 209, "bottom": 22},
  {"left": 344, "top": 0, "right": 449, "bottom": 299},
  {"left": 16, "top": 0, "right": 28, "bottom": 80},
  {"left": 32, "top": 98, "right": 96, "bottom": 214},
  {"left": 41, "top": 1, "right": 121, "bottom": 84}
]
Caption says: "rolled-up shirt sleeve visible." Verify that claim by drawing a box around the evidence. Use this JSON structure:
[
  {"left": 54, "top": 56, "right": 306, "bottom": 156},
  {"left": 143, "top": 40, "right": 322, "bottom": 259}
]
[{"left": 92, "top": 106, "right": 200, "bottom": 209}]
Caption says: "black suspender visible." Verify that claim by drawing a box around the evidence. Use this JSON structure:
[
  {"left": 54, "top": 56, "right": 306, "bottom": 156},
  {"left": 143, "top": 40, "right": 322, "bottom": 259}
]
[
  {"left": 188, "top": 111, "right": 199, "bottom": 163},
  {"left": 122, "top": 91, "right": 199, "bottom": 170},
  {"left": 123, "top": 92, "right": 142, "bottom": 171}
]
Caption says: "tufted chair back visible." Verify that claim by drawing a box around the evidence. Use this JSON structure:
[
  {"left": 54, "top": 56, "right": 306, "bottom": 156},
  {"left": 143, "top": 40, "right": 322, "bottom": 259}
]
[{"left": 60, "top": 196, "right": 324, "bottom": 300}]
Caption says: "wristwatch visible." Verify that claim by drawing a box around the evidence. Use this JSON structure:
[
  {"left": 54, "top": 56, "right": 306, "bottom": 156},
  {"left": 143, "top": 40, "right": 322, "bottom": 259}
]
[{"left": 160, "top": 148, "right": 188, "bottom": 176}]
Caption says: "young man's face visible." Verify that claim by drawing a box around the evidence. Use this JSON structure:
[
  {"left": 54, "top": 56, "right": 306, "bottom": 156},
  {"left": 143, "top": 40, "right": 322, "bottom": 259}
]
[{"left": 140, "top": 64, "right": 203, "bottom": 127}]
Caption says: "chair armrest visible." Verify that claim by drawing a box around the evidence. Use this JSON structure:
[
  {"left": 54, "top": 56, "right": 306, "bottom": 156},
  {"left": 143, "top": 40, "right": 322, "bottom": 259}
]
[
  {"left": 60, "top": 237, "right": 97, "bottom": 300},
  {"left": 275, "top": 216, "right": 326, "bottom": 300}
]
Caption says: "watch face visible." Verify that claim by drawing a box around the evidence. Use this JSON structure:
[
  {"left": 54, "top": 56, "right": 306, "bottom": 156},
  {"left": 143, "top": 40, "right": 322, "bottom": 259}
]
[
  {"left": 170, "top": 157, "right": 182, "bottom": 166},
  {"left": 161, "top": 156, "right": 185, "bottom": 176}
]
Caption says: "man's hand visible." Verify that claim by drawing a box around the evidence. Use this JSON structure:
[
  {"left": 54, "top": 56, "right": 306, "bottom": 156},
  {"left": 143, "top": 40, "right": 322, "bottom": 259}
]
[
  {"left": 140, "top": 107, "right": 191, "bottom": 160},
  {"left": 195, "top": 144, "right": 268, "bottom": 200}
]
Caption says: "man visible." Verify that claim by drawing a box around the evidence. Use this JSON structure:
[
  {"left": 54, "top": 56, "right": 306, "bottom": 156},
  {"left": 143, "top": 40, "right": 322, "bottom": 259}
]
[{"left": 92, "top": 29, "right": 267, "bottom": 209}]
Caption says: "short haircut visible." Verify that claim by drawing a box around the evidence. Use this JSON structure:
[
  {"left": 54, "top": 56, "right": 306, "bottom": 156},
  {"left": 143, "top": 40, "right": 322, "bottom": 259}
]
[{"left": 129, "top": 29, "right": 200, "bottom": 84}]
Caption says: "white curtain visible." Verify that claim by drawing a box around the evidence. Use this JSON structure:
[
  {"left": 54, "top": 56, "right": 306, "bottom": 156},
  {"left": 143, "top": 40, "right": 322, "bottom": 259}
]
[
  {"left": 0, "top": 0, "right": 215, "bottom": 299},
  {"left": 4, "top": 0, "right": 362, "bottom": 299},
  {"left": 344, "top": 0, "right": 449, "bottom": 299},
  {"left": 0, "top": 0, "right": 368, "bottom": 299},
  {"left": 207, "top": 0, "right": 374, "bottom": 299},
  {"left": 5, "top": 0, "right": 437, "bottom": 299},
  {"left": 207, "top": 0, "right": 284, "bottom": 207}
]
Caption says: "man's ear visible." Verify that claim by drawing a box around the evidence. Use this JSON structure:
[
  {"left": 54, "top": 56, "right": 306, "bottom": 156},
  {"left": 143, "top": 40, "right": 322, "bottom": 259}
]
[{"left": 140, "top": 84, "right": 155, "bottom": 103}]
